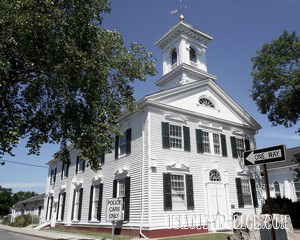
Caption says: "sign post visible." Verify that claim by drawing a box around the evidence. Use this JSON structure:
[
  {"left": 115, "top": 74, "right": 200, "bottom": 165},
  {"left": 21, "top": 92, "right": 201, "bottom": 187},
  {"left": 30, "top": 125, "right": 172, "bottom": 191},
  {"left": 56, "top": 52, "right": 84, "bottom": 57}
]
[
  {"left": 106, "top": 198, "right": 123, "bottom": 240},
  {"left": 244, "top": 144, "right": 286, "bottom": 240}
]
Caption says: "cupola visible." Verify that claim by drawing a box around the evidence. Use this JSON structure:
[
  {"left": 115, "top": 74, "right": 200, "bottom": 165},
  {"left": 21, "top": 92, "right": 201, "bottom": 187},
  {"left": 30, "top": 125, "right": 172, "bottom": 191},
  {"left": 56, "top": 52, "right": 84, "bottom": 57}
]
[{"left": 155, "top": 20, "right": 217, "bottom": 90}]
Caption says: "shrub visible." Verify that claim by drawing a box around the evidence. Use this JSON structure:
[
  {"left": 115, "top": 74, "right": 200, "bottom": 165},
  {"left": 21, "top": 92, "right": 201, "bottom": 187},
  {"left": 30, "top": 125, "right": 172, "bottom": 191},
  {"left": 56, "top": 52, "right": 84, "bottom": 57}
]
[
  {"left": 1, "top": 215, "right": 11, "bottom": 225},
  {"left": 262, "top": 197, "right": 300, "bottom": 228},
  {"left": 11, "top": 214, "right": 32, "bottom": 227}
]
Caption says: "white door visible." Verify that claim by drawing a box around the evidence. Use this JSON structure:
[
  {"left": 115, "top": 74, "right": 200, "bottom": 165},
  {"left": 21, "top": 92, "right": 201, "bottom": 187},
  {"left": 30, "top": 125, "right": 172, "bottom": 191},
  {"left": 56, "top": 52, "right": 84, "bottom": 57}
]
[{"left": 207, "top": 183, "right": 229, "bottom": 230}]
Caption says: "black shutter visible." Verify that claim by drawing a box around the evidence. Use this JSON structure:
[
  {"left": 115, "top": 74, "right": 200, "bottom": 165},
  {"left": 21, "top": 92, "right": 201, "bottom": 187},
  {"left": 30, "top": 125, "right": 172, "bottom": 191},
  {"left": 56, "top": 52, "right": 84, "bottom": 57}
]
[
  {"left": 78, "top": 188, "right": 83, "bottom": 221},
  {"left": 56, "top": 193, "right": 61, "bottom": 220},
  {"left": 66, "top": 163, "right": 69, "bottom": 178},
  {"left": 126, "top": 128, "right": 131, "bottom": 155},
  {"left": 50, "top": 170, "right": 54, "bottom": 184},
  {"left": 183, "top": 126, "right": 191, "bottom": 152},
  {"left": 82, "top": 160, "right": 85, "bottom": 172},
  {"left": 195, "top": 129, "right": 204, "bottom": 153},
  {"left": 76, "top": 156, "right": 79, "bottom": 174},
  {"left": 231, "top": 137, "right": 238, "bottom": 158},
  {"left": 54, "top": 168, "right": 57, "bottom": 184},
  {"left": 161, "top": 122, "right": 170, "bottom": 149},
  {"left": 88, "top": 185, "right": 94, "bottom": 221},
  {"left": 71, "top": 190, "right": 76, "bottom": 220},
  {"left": 124, "top": 177, "right": 130, "bottom": 221},
  {"left": 100, "top": 151, "right": 105, "bottom": 165},
  {"left": 250, "top": 179, "right": 258, "bottom": 208},
  {"left": 221, "top": 134, "right": 227, "bottom": 157},
  {"left": 245, "top": 139, "right": 250, "bottom": 151},
  {"left": 113, "top": 179, "right": 117, "bottom": 197},
  {"left": 236, "top": 178, "right": 244, "bottom": 208},
  {"left": 97, "top": 184, "right": 103, "bottom": 221},
  {"left": 61, "top": 192, "right": 66, "bottom": 221},
  {"left": 49, "top": 196, "right": 53, "bottom": 219},
  {"left": 186, "top": 174, "right": 194, "bottom": 210},
  {"left": 61, "top": 163, "right": 64, "bottom": 179},
  {"left": 163, "top": 173, "right": 172, "bottom": 211},
  {"left": 46, "top": 197, "right": 50, "bottom": 220},
  {"left": 115, "top": 136, "right": 119, "bottom": 159}
]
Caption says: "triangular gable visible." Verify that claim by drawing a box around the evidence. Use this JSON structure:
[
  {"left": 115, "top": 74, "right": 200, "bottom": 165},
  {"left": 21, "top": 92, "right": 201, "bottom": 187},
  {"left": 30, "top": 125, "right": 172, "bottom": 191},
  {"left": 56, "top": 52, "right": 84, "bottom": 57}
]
[{"left": 143, "top": 80, "right": 261, "bottom": 130}]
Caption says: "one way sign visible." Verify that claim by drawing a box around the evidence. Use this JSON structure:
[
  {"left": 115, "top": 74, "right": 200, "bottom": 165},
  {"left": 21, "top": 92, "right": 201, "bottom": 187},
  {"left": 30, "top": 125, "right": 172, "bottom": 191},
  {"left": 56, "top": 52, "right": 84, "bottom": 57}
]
[{"left": 244, "top": 145, "right": 286, "bottom": 166}]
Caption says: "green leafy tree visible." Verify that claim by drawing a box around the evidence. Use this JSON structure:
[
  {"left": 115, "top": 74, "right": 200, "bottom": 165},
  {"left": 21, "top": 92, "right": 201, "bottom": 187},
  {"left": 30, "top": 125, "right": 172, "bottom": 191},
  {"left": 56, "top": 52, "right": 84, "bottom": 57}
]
[
  {"left": 0, "top": 186, "right": 13, "bottom": 217},
  {"left": 251, "top": 31, "right": 300, "bottom": 176},
  {"left": 12, "top": 191, "right": 37, "bottom": 205},
  {"left": 0, "top": 0, "right": 157, "bottom": 170}
]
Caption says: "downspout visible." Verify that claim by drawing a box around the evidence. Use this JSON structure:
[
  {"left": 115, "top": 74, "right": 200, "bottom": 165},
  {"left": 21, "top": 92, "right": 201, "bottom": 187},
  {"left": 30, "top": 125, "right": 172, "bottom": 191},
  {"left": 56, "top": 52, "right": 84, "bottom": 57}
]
[{"left": 139, "top": 110, "right": 147, "bottom": 239}]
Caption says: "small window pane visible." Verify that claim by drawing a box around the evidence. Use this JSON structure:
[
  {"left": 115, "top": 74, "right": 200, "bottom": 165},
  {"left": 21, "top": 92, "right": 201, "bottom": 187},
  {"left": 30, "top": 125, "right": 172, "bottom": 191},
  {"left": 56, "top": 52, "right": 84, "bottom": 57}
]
[
  {"left": 171, "top": 175, "right": 186, "bottom": 209},
  {"left": 202, "top": 131, "right": 210, "bottom": 153},
  {"left": 170, "top": 125, "right": 182, "bottom": 149},
  {"left": 209, "top": 169, "right": 221, "bottom": 181},
  {"left": 241, "top": 179, "right": 252, "bottom": 205},
  {"left": 213, "top": 133, "right": 221, "bottom": 155},
  {"left": 199, "top": 98, "right": 215, "bottom": 108},
  {"left": 236, "top": 138, "right": 245, "bottom": 158}
]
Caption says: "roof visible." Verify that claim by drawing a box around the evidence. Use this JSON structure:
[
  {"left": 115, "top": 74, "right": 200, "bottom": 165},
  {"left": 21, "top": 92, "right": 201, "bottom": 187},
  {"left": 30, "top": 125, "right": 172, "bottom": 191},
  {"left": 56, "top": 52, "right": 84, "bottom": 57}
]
[
  {"left": 264, "top": 146, "right": 300, "bottom": 170},
  {"left": 13, "top": 193, "right": 45, "bottom": 207}
]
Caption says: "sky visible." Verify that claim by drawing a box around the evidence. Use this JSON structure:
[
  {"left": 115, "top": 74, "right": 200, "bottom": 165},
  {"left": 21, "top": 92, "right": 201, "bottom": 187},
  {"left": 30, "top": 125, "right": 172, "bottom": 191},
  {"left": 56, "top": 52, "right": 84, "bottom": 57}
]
[{"left": 1, "top": 0, "right": 300, "bottom": 194}]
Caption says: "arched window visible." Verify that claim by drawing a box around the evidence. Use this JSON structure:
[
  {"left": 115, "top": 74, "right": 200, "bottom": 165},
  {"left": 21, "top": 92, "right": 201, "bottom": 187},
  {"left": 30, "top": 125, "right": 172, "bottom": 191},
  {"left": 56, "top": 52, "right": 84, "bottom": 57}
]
[
  {"left": 209, "top": 169, "right": 221, "bottom": 181},
  {"left": 189, "top": 47, "right": 196, "bottom": 62},
  {"left": 274, "top": 181, "right": 281, "bottom": 197},
  {"left": 171, "top": 49, "right": 177, "bottom": 65},
  {"left": 199, "top": 98, "right": 215, "bottom": 108}
]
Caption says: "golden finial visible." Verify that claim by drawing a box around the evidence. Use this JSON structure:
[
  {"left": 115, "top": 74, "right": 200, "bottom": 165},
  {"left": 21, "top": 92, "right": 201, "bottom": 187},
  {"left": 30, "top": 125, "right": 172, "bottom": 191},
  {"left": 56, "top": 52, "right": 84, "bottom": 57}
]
[{"left": 180, "top": 14, "right": 184, "bottom": 22}]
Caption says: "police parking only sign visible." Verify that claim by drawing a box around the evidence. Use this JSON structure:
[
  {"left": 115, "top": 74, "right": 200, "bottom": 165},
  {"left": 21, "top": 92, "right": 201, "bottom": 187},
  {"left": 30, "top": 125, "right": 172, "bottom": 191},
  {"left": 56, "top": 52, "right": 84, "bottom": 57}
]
[{"left": 106, "top": 198, "right": 123, "bottom": 221}]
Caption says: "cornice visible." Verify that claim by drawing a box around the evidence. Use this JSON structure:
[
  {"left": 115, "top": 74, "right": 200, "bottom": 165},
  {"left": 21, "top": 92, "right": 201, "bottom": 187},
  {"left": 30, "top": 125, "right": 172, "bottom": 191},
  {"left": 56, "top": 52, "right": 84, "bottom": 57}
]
[
  {"left": 155, "top": 63, "right": 217, "bottom": 87},
  {"left": 155, "top": 22, "right": 213, "bottom": 49}
]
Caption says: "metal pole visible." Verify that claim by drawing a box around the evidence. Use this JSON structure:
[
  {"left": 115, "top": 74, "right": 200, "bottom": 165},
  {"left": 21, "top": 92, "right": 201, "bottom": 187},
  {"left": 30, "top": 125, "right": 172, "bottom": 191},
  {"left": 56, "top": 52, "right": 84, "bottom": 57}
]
[
  {"left": 111, "top": 220, "right": 115, "bottom": 240},
  {"left": 263, "top": 163, "right": 276, "bottom": 240}
]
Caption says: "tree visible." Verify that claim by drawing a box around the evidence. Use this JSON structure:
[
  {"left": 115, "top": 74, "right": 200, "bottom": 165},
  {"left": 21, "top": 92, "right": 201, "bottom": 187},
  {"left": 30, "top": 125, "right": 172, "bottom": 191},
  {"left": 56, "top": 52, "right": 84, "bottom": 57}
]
[
  {"left": 251, "top": 31, "right": 300, "bottom": 133},
  {"left": 12, "top": 191, "right": 37, "bottom": 205},
  {"left": 0, "top": 186, "right": 13, "bottom": 217},
  {"left": 0, "top": 0, "right": 157, "bottom": 170}
]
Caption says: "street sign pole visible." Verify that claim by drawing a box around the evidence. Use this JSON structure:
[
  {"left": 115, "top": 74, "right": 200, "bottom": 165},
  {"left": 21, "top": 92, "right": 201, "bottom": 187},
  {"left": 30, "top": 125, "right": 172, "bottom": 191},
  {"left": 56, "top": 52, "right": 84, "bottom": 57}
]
[
  {"left": 112, "top": 220, "right": 115, "bottom": 240},
  {"left": 263, "top": 163, "right": 275, "bottom": 240}
]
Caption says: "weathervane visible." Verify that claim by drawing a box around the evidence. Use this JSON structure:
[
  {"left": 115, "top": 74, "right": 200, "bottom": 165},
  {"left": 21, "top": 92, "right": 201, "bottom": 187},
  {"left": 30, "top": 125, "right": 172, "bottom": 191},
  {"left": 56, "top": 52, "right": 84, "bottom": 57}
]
[{"left": 171, "top": 0, "right": 187, "bottom": 22}]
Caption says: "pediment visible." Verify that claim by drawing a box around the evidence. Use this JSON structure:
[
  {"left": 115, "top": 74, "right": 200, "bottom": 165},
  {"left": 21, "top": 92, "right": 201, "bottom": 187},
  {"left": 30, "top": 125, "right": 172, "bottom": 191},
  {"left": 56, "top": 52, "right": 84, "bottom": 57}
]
[{"left": 145, "top": 80, "right": 261, "bottom": 130}]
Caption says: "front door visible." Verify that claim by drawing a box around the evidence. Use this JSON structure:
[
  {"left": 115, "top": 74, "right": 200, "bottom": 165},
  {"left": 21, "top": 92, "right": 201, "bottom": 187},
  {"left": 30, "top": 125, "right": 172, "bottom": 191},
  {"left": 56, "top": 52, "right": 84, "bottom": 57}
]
[{"left": 207, "top": 183, "right": 229, "bottom": 230}]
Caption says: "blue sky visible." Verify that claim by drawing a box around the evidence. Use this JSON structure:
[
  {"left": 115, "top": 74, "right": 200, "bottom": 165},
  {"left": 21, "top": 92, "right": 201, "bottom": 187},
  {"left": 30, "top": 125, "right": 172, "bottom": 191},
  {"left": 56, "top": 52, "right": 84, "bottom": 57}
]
[{"left": 1, "top": 0, "right": 299, "bottom": 194}]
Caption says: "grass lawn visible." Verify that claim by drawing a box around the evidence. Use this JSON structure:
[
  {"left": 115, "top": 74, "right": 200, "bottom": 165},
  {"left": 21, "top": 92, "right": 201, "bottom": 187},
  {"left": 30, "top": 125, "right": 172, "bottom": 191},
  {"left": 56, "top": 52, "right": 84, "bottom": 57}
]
[
  {"left": 44, "top": 227, "right": 131, "bottom": 239},
  {"left": 160, "top": 233, "right": 230, "bottom": 240}
]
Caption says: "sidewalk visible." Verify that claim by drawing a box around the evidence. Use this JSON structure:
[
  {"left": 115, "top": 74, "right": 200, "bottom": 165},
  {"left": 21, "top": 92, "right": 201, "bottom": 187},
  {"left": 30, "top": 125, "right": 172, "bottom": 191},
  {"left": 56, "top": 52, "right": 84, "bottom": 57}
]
[{"left": 0, "top": 224, "right": 105, "bottom": 240}]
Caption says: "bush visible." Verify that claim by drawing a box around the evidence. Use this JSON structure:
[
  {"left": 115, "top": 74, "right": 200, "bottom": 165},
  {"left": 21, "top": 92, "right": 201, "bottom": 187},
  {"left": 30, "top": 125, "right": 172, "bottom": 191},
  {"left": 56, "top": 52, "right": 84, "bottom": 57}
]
[
  {"left": 1, "top": 215, "right": 11, "bottom": 225},
  {"left": 11, "top": 214, "right": 32, "bottom": 227},
  {"left": 262, "top": 197, "right": 300, "bottom": 228}
]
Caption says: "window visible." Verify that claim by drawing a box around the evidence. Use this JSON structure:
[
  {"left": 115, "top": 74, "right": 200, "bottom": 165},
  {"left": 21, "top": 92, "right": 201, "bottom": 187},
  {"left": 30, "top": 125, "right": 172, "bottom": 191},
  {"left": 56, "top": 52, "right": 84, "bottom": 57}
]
[
  {"left": 113, "top": 177, "right": 130, "bottom": 221},
  {"left": 236, "top": 138, "right": 245, "bottom": 159},
  {"left": 202, "top": 131, "right": 210, "bottom": 153},
  {"left": 171, "top": 49, "right": 177, "bottom": 65},
  {"left": 119, "top": 134, "right": 127, "bottom": 156},
  {"left": 274, "top": 181, "right": 281, "bottom": 197},
  {"left": 294, "top": 181, "right": 300, "bottom": 202},
  {"left": 241, "top": 179, "right": 252, "bottom": 205},
  {"left": 199, "top": 98, "right": 215, "bottom": 108},
  {"left": 46, "top": 196, "right": 53, "bottom": 220},
  {"left": 213, "top": 133, "right": 221, "bottom": 155},
  {"left": 76, "top": 157, "right": 85, "bottom": 173},
  {"left": 169, "top": 125, "right": 182, "bottom": 149},
  {"left": 72, "top": 188, "right": 83, "bottom": 221},
  {"left": 62, "top": 162, "right": 68, "bottom": 179},
  {"left": 171, "top": 175, "right": 186, "bottom": 209},
  {"left": 209, "top": 169, "right": 221, "bottom": 181},
  {"left": 92, "top": 185, "right": 100, "bottom": 220},
  {"left": 57, "top": 193, "right": 65, "bottom": 221},
  {"left": 118, "top": 179, "right": 126, "bottom": 211},
  {"left": 189, "top": 47, "right": 196, "bottom": 62},
  {"left": 50, "top": 168, "right": 57, "bottom": 184}
]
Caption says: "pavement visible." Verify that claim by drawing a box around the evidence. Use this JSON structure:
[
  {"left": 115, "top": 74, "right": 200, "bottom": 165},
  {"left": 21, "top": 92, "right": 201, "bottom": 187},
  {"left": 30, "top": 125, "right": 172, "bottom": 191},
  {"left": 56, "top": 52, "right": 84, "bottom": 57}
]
[
  {"left": 1, "top": 223, "right": 300, "bottom": 240},
  {"left": 0, "top": 224, "right": 105, "bottom": 240}
]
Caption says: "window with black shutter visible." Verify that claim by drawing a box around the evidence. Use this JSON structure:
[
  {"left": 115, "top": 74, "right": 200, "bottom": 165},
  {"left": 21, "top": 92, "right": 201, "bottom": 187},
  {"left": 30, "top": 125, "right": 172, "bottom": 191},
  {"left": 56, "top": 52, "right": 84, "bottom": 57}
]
[
  {"left": 76, "top": 156, "right": 85, "bottom": 174},
  {"left": 161, "top": 122, "right": 170, "bottom": 149},
  {"left": 186, "top": 174, "right": 194, "bottom": 210},
  {"left": 89, "top": 184, "right": 103, "bottom": 221},
  {"left": 71, "top": 188, "right": 83, "bottom": 221},
  {"left": 231, "top": 137, "right": 238, "bottom": 158},
  {"left": 163, "top": 173, "right": 172, "bottom": 211},
  {"left": 115, "top": 129, "right": 132, "bottom": 159},
  {"left": 195, "top": 129, "right": 204, "bottom": 153},
  {"left": 183, "top": 126, "right": 190, "bottom": 152},
  {"left": 236, "top": 178, "right": 257, "bottom": 208},
  {"left": 221, "top": 134, "right": 227, "bottom": 157}
]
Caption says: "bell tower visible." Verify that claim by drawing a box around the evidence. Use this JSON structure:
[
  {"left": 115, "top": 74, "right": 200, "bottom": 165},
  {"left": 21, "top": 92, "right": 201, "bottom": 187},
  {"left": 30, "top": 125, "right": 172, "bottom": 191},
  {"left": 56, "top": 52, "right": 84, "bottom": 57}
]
[{"left": 155, "top": 17, "right": 217, "bottom": 90}]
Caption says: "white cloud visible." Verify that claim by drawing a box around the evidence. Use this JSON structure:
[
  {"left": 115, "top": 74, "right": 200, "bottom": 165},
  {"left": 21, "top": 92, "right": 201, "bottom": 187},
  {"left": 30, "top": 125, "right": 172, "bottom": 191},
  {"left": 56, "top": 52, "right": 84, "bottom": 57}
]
[{"left": 1, "top": 182, "right": 45, "bottom": 188}]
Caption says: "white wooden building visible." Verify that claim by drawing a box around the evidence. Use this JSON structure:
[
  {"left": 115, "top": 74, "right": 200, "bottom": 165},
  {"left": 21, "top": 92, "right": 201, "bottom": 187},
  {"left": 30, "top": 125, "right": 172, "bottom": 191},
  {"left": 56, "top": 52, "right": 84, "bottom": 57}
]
[
  {"left": 262, "top": 146, "right": 300, "bottom": 202},
  {"left": 43, "top": 18, "right": 263, "bottom": 238}
]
